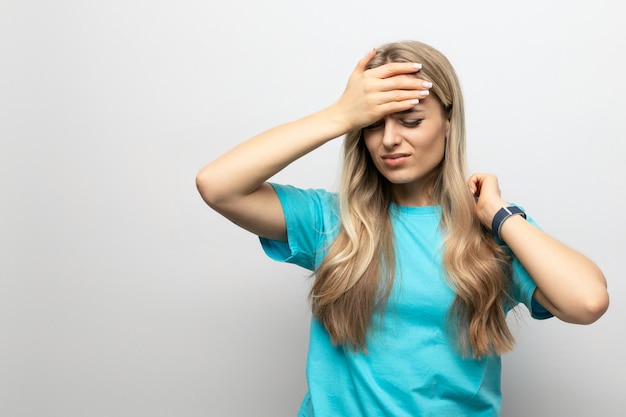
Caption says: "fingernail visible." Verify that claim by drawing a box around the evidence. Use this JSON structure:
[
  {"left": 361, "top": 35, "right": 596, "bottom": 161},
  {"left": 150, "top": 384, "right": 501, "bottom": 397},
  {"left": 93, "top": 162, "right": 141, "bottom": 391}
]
[
  {"left": 419, "top": 90, "right": 430, "bottom": 96},
  {"left": 413, "top": 63, "right": 422, "bottom": 69},
  {"left": 423, "top": 81, "right": 433, "bottom": 88},
  {"left": 410, "top": 99, "right": 420, "bottom": 105}
]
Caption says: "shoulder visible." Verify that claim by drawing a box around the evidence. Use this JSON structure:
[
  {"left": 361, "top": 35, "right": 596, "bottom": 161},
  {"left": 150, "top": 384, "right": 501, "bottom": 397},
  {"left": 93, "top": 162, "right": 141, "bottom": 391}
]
[{"left": 260, "top": 184, "right": 339, "bottom": 270}]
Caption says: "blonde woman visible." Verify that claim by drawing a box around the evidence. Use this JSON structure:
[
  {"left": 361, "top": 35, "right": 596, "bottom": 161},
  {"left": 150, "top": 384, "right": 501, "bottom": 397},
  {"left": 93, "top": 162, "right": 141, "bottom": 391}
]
[{"left": 196, "top": 41, "right": 608, "bottom": 416}]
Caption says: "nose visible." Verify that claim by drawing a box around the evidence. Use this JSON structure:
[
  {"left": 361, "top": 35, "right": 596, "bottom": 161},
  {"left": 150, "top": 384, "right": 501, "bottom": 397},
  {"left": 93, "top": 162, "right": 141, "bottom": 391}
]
[{"left": 382, "top": 118, "right": 402, "bottom": 148}]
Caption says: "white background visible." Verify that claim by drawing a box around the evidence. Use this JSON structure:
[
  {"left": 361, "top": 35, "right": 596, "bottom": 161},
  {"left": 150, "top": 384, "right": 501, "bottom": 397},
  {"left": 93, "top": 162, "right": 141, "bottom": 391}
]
[{"left": 1, "top": 0, "right": 624, "bottom": 416}]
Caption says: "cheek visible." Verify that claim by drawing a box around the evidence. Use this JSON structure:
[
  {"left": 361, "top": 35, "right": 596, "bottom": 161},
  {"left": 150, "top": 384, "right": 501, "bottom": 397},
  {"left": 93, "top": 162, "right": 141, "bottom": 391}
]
[
  {"left": 414, "top": 127, "right": 446, "bottom": 151},
  {"left": 434, "top": 133, "right": 447, "bottom": 158},
  {"left": 415, "top": 129, "right": 446, "bottom": 165}
]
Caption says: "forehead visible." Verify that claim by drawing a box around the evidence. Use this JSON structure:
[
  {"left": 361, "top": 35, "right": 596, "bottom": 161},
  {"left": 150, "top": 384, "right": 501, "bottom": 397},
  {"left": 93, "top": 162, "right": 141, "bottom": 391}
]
[{"left": 393, "top": 95, "right": 445, "bottom": 116}]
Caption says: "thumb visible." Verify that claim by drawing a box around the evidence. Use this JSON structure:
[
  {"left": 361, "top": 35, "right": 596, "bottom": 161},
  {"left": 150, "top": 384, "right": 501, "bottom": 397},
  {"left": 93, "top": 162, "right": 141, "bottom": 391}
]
[{"left": 355, "top": 48, "right": 377, "bottom": 73}]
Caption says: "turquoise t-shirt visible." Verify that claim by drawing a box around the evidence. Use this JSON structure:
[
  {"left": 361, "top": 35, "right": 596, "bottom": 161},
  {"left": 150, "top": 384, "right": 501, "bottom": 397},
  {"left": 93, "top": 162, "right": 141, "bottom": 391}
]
[{"left": 260, "top": 184, "right": 552, "bottom": 417}]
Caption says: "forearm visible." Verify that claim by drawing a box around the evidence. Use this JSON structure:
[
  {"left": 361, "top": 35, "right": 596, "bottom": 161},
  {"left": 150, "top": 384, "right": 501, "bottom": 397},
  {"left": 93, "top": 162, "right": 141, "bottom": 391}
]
[
  {"left": 196, "top": 104, "right": 349, "bottom": 206},
  {"left": 500, "top": 215, "right": 609, "bottom": 324},
  {"left": 468, "top": 173, "right": 608, "bottom": 324}
]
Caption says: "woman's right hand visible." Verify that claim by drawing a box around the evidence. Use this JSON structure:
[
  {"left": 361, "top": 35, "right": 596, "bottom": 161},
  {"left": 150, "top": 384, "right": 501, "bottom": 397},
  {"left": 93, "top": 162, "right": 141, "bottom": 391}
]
[
  {"left": 197, "top": 48, "right": 431, "bottom": 242},
  {"left": 332, "top": 49, "right": 433, "bottom": 132}
]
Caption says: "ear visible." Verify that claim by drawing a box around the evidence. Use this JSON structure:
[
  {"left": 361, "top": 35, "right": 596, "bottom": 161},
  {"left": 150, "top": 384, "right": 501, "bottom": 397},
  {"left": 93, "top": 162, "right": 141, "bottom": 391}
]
[{"left": 445, "top": 119, "right": 450, "bottom": 137}]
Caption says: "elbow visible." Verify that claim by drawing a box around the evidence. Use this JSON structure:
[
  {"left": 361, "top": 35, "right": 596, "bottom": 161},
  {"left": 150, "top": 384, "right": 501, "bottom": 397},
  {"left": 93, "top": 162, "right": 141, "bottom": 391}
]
[
  {"left": 569, "top": 266, "right": 610, "bottom": 325},
  {"left": 577, "top": 289, "right": 609, "bottom": 324},
  {"left": 581, "top": 268, "right": 610, "bottom": 324},
  {"left": 195, "top": 168, "right": 224, "bottom": 209},
  {"left": 553, "top": 269, "right": 609, "bottom": 325},
  {"left": 568, "top": 278, "right": 609, "bottom": 324}
]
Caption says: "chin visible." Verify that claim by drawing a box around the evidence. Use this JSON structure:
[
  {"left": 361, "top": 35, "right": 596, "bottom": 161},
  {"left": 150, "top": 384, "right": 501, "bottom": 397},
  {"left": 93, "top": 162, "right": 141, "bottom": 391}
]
[{"left": 385, "top": 174, "right": 425, "bottom": 185}]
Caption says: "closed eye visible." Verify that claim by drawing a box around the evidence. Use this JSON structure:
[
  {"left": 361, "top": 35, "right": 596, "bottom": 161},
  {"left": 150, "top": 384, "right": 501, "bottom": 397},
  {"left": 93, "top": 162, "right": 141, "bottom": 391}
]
[{"left": 401, "top": 119, "right": 423, "bottom": 127}]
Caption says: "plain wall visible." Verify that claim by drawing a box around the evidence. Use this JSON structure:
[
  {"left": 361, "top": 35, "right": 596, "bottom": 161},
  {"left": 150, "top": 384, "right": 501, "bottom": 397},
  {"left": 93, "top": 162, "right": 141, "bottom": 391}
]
[{"left": 1, "top": 0, "right": 624, "bottom": 416}]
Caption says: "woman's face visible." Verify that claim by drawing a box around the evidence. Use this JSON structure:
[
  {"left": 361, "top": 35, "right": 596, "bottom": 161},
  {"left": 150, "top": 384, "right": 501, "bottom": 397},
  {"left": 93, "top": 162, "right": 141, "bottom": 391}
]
[{"left": 362, "top": 94, "right": 449, "bottom": 206}]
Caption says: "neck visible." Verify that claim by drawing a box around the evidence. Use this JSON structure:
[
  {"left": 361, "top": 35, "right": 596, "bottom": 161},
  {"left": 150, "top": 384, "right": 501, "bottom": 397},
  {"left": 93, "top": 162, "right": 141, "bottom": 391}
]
[{"left": 391, "top": 183, "right": 436, "bottom": 207}]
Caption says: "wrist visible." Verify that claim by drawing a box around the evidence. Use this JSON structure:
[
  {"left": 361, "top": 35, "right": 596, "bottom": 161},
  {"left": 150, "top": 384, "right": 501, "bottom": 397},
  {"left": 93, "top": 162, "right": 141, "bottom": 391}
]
[
  {"left": 324, "top": 102, "right": 358, "bottom": 134},
  {"left": 301, "top": 105, "right": 353, "bottom": 144},
  {"left": 491, "top": 205, "right": 527, "bottom": 240},
  {"left": 478, "top": 198, "right": 507, "bottom": 228}
]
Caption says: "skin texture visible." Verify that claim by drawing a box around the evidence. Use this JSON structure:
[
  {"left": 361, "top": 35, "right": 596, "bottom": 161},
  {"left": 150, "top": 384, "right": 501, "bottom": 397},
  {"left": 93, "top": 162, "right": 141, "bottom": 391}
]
[{"left": 196, "top": 48, "right": 609, "bottom": 324}]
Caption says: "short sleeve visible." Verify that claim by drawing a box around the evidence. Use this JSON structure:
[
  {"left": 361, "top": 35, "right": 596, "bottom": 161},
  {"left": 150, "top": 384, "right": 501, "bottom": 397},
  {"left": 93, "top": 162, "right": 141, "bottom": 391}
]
[
  {"left": 511, "top": 256, "right": 554, "bottom": 320},
  {"left": 259, "top": 184, "right": 338, "bottom": 271},
  {"left": 508, "top": 213, "right": 554, "bottom": 320}
]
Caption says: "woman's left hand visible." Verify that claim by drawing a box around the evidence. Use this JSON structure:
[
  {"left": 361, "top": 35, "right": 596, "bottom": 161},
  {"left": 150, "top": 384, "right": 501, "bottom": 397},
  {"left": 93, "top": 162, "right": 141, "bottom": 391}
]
[
  {"left": 469, "top": 175, "right": 608, "bottom": 324},
  {"left": 467, "top": 173, "right": 507, "bottom": 231}
]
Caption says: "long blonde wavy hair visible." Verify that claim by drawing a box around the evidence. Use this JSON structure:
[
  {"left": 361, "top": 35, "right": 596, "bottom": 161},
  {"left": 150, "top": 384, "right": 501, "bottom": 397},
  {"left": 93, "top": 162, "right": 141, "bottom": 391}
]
[{"left": 311, "top": 41, "right": 515, "bottom": 359}]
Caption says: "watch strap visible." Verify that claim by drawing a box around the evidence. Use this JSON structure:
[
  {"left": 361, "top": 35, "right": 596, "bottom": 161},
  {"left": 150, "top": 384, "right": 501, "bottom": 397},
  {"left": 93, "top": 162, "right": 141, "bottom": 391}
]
[{"left": 491, "top": 206, "right": 526, "bottom": 240}]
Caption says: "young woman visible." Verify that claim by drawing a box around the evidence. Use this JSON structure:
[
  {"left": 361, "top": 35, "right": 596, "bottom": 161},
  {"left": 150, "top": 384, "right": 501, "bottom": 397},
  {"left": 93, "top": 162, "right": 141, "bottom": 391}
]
[{"left": 196, "top": 41, "right": 609, "bottom": 416}]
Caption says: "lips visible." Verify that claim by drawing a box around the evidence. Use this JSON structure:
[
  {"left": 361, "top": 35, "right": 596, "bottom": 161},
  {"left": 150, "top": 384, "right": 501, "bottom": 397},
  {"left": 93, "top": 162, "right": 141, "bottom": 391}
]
[{"left": 381, "top": 153, "right": 410, "bottom": 167}]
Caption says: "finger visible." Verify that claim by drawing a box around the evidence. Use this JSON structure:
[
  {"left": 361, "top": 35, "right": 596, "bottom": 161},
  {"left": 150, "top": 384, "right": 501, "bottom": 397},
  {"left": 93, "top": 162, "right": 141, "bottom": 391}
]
[
  {"left": 373, "top": 88, "right": 429, "bottom": 105},
  {"left": 377, "top": 75, "right": 433, "bottom": 93},
  {"left": 469, "top": 173, "right": 487, "bottom": 183},
  {"left": 467, "top": 178, "right": 478, "bottom": 196},
  {"left": 355, "top": 48, "right": 378, "bottom": 73},
  {"left": 368, "top": 61, "right": 422, "bottom": 79},
  {"left": 467, "top": 179, "right": 478, "bottom": 196},
  {"left": 468, "top": 173, "right": 485, "bottom": 195},
  {"left": 374, "top": 98, "right": 423, "bottom": 116}
]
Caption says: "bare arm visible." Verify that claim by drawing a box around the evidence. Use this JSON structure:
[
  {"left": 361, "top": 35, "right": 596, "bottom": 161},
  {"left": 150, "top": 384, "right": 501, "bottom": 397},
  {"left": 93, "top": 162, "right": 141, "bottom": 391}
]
[
  {"left": 196, "top": 50, "right": 431, "bottom": 240},
  {"left": 196, "top": 108, "right": 349, "bottom": 241},
  {"left": 468, "top": 173, "right": 609, "bottom": 324}
]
